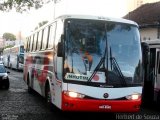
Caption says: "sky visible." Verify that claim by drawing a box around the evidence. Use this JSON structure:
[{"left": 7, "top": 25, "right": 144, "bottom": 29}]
[{"left": 0, "top": 0, "right": 128, "bottom": 38}]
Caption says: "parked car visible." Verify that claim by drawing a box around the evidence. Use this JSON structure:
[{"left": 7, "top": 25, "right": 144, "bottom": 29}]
[
  {"left": 0, "top": 63, "right": 10, "bottom": 89},
  {"left": 0, "top": 56, "right": 3, "bottom": 64}
]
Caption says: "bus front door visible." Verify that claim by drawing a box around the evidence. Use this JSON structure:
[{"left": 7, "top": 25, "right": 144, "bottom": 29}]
[{"left": 154, "top": 49, "right": 160, "bottom": 102}]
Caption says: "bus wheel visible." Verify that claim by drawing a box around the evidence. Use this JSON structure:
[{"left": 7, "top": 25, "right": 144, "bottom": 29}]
[
  {"left": 28, "top": 86, "right": 33, "bottom": 94},
  {"left": 27, "top": 75, "right": 33, "bottom": 94},
  {"left": 45, "top": 84, "right": 51, "bottom": 103},
  {"left": 157, "top": 92, "right": 160, "bottom": 107},
  {"left": 45, "top": 83, "right": 53, "bottom": 110},
  {"left": 16, "top": 65, "right": 19, "bottom": 71}
]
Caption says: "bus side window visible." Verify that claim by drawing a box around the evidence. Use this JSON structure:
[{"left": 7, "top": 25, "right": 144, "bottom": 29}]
[
  {"left": 54, "top": 21, "right": 63, "bottom": 80},
  {"left": 32, "top": 35, "right": 35, "bottom": 51},
  {"left": 30, "top": 35, "right": 34, "bottom": 51},
  {"left": 54, "top": 21, "right": 63, "bottom": 51},
  {"left": 41, "top": 27, "right": 49, "bottom": 50},
  {"left": 27, "top": 39, "right": 29, "bottom": 52},
  {"left": 47, "top": 23, "right": 56, "bottom": 49},
  {"left": 25, "top": 38, "right": 28, "bottom": 52},
  {"left": 28, "top": 37, "right": 31, "bottom": 52},
  {"left": 33, "top": 33, "right": 38, "bottom": 51},
  {"left": 37, "top": 30, "right": 43, "bottom": 51}
]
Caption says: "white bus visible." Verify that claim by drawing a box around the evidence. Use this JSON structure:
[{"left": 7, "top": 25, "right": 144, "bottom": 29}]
[
  {"left": 9, "top": 45, "right": 24, "bottom": 70},
  {"left": 24, "top": 15, "right": 143, "bottom": 112},
  {"left": 3, "top": 48, "right": 11, "bottom": 67}
]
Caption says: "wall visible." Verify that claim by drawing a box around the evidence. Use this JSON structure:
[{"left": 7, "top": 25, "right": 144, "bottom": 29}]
[
  {"left": 140, "top": 28, "right": 158, "bottom": 41},
  {"left": 127, "top": 0, "right": 160, "bottom": 12}
]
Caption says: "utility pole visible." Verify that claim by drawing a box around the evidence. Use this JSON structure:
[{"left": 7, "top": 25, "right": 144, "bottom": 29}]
[{"left": 53, "top": 0, "right": 63, "bottom": 19}]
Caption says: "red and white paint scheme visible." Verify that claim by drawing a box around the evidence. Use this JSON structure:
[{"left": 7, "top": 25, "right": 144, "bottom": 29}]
[{"left": 24, "top": 15, "right": 143, "bottom": 112}]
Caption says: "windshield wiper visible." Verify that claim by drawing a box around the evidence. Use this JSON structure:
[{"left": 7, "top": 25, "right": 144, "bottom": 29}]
[
  {"left": 110, "top": 47, "right": 127, "bottom": 87},
  {"left": 87, "top": 56, "right": 106, "bottom": 82},
  {"left": 87, "top": 24, "right": 108, "bottom": 82}
]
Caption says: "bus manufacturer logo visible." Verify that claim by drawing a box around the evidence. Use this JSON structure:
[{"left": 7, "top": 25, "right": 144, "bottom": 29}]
[
  {"left": 99, "top": 105, "right": 111, "bottom": 109},
  {"left": 103, "top": 93, "right": 109, "bottom": 98}
]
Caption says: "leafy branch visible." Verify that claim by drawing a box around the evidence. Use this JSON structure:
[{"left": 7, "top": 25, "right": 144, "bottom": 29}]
[{"left": 0, "top": 0, "right": 52, "bottom": 12}]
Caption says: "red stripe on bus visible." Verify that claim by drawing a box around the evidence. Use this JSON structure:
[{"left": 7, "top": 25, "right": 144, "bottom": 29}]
[{"left": 61, "top": 92, "right": 141, "bottom": 112}]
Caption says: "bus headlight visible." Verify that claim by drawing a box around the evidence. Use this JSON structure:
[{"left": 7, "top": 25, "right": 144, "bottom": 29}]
[
  {"left": 126, "top": 93, "right": 141, "bottom": 100},
  {"left": 64, "top": 91, "right": 85, "bottom": 98}
]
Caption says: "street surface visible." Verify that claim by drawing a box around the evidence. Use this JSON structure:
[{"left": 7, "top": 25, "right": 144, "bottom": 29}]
[{"left": 0, "top": 68, "right": 160, "bottom": 120}]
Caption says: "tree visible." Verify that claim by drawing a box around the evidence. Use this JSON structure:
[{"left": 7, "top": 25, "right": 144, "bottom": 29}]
[
  {"left": 3, "top": 45, "right": 14, "bottom": 49},
  {"left": 35, "top": 21, "right": 48, "bottom": 30},
  {"left": 3, "top": 32, "right": 16, "bottom": 41},
  {"left": 0, "top": 0, "right": 52, "bottom": 12}
]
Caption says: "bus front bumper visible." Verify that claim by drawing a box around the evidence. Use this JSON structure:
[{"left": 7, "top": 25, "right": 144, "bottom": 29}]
[{"left": 62, "top": 94, "right": 141, "bottom": 112}]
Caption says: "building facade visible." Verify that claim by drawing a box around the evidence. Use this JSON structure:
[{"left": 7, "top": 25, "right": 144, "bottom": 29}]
[
  {"left": 140, "top": 27, "right": 160, "bottom": 41},
  {"left": 127, "top": 0, "right": 160, "bottom": 12},
  {"left": 124, "top": 1, "right": 160, "bottom": 41},
  {"left": 0, "top": 37, "right": 4, "bottom": 49},
  {"left": 4, "top": 40, "right": 15, "bottom": 47},
  {"left": 0, "top": 37, "right": 4, "bottom": 55}
]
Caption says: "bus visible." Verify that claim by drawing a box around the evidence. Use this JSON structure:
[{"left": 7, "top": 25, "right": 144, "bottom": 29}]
[
  {"left": 24, "top": 15, "right": 143, "bottom": 112},
  {"left": 142, "top": 40, "right": 160, "bottom": 105},
  {"left": 9, "top": 45, "right": 24, "bottom": 71},
  {"left": 3, "top": 48, "right": 11, "bottom": 67},
  {"left": 3, "top": 45, "right": 24, "bottom": 70}
]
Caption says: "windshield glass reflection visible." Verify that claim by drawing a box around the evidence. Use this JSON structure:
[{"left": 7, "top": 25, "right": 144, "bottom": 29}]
[{"left": 64, "top": 19, "right": 142, "bottom": 87}]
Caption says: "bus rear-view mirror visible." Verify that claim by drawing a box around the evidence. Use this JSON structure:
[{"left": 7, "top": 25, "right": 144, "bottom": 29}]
[
  {"left": 57, "top": 42, "right": 63, "bottom": 57},
  {"left": 141, "top": 42, "right": 149, "bottom": 65}
]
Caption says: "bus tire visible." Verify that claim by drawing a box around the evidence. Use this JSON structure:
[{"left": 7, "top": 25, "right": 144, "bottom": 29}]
[
  {"left": 16, "top": 65, "right": 19, "bottom": 71},
  {"left": 45, "top": 82, "right": 53, "bottom": 110},
  {"left": 157, "top": 91, "right": 160, "bottom": 107},
  {"left": 28, "top": 86, "right": 33, "bottom": 94},
  {"left": 27, "top": 74, "right": 33, "bottom": 94}
]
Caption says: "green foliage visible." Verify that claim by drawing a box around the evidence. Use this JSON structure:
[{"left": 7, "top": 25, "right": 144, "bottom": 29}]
[
  {"left": 0, "top": 0, "right": 52, "bottom": 12},
  {"left": 3, "top": 32, "right": 16, "bottom": 41},
  {"left": 3, "top": 45, "right": 14, "bottom": 49},
  {"left": 39, "top": 21, "right": 48, "bottom": 27},
  {"left": 35, "top": 21, "right": 48, "bottom": 30}
]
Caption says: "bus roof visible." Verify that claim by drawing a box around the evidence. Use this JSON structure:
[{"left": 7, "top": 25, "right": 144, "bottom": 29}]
[
  {"left": 56, "top": 15, "right": 138, "bottom": 26},
  {"left": 143, "top": 39, "right": 160, "bottom": 45},
  {"left": 143, "top": 39, "right": 160, "bottom": 48},
  {"left": 27, "top": 14, "right": 139, "bottom": 37}
]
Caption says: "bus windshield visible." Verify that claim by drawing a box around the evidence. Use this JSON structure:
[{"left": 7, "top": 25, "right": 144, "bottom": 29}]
[
  {"left": 20, "top": 46, "right": 24, "bottom": 53},
  {"left": 64, "top": 19, "right": 142, "bottom": 87},
  {"left": 19, "top": 54, "right": 24, "bottom": 64}
]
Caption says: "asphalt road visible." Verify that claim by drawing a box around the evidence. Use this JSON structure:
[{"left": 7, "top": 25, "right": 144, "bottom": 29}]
[{"left": 0, "top": 68, "right": 160, "bottom": 120}]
